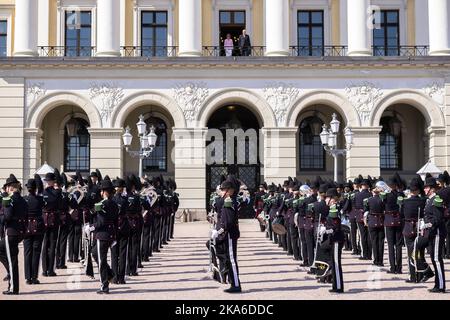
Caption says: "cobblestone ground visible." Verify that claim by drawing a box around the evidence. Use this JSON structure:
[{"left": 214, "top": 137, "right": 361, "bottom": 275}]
[{"left": 1, "top": 219, "right": 449, "bottom": 300}]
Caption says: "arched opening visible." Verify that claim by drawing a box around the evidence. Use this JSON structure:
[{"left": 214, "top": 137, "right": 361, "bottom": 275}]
[
  {"left": 64, "top": 118, "right": 91, "bottom": 173},
  {"left": 41, "top": 105, "right": 91, "bottom": 173},
  {"left": 379, "top": 104, "right": 428, "bottom": 179},
  {"left": 122, "top": 106, "right": 174, "bottom": 178},
  {"left": 206, "top": 104, "right": 262, "bottom": 217},
  {"left": 295, "top": 105, "right": 347, "bottom": 181}
]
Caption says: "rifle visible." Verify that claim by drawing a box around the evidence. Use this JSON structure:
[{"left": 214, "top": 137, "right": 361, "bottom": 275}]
[
  {"left": 311, "top": 213, "right": 322, "bottom": 269},
  {"left": 412, "top": 207, "right": 421, "bottom": 281},
  {"left": 207, "top": 210, "right": 223, "bottom": 283},
  {"left": 82, "top": 209, "right": 94, "bottom": 278}
]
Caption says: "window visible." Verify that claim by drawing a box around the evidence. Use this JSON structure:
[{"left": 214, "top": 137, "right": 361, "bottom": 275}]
[
  {"left": 380, "top": 116, "right": 402, "bottom": 170},
  {"left": 65, "top": 11, "right": 92, "bottom": 56},
  {"left": 142, "top": 117, "right": 167, "bottom": 172},
  {"left": 297, "top": 10, "right": 324, "bottom": 56},
  {"left": 0, "top": 20, "right": 7, "bottom": 57},
  {"left": 64, "top": 119, "right": 90, "bottom": 172},
  {"left": 141, "top": 11, "right": 168, "bottom": 56},
  {"left": 299, "top": 116, "right": 325, "bottom": 170},
  {"left": 373, "top": 10, "right": 399, "bottom": 56}
]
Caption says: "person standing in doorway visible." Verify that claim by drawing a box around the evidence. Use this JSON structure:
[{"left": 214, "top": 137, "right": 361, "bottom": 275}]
[
  {"left": 224, "top": 34, "right": 234, "bottom": 57},
  {"left": 238, "top": 29, "right": 251, "bottom": 56}
]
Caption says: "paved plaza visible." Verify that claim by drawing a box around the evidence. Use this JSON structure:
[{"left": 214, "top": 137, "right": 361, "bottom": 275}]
[{"left": 1, "top": 219, "right": 449, "bottom": 300}]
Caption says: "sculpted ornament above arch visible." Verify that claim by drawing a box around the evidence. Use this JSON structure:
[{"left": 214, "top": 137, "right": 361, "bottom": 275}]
[
  {"left": 89, "top": 82, "right": 125, "bottom": 127},
  {"left": 345, "top": 81, "right": 384, "bottom": 126},
  {"left": 422, "top": 81, "right": 445, "bottom": 114},
  {"left": 173, "top": 82, "right": 209, "bottom": 123},
  {"left": 263, "top": 82, "right": 300, "bottom": 127},
  {"left": 26, "top": 82, "right": 47, "bottom": 112}
]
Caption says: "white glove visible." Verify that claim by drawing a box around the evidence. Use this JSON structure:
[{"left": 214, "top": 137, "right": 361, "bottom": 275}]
[
  {"left": 325, "top": 229, "right": 334, "bottom": 235},
  {"left": 319, "top": 225, "right": 326, "bottom": 236},
  {"left": 364, "top": 211, "right": 369, "bottom": 218},
  {"left": 211, "top": 229, "right": 219, "bottom": 240},
  {"left": 419, "top": 221, "right": 432, "bottom": 230},
  {"left": 84, "top": 225, "right": 92, "bottom": 235},
  {"left": 276, "top": 211, "right": 279, "bottom": 216}
]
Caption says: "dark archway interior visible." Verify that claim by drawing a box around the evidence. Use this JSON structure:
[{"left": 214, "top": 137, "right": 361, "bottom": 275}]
[{"left": 206, "top": 104, "right": 261, "bottom": 218}]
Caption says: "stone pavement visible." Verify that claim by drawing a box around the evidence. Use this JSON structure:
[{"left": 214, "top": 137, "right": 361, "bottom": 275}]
[{"left": 1, "top": 219, "right": 449, "bottom": 300}]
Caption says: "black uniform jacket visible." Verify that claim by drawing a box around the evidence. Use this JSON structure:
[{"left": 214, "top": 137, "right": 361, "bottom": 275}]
[
  {"left": 401, "top": 195, "right": 426, "bottom": 238},
  {"left": 3, "top": 191, "right": 28, "bottom": 236},
  {"left": 24, "top": 193, "right": 45, "bottom": 236},
  {"left": 216, "top": 197, "right": 240, "bottom": 241},
  {"left": 93, "top": 198, "right": 119, "bottom": 241},
  {"left": 424, "top": 195, "right": 447, "bottom": 238}
]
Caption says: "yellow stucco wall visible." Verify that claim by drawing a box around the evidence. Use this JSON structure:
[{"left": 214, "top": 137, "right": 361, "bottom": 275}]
[
  {"left": 49, "top": 0, "right": 57, "bottom": 46},
  {"left": 202, "top": 0, "right": 212, "bottom": 46},
  {"left": 174, "top": 0, "right": 178, "bottom": 46},
  {"left": 407, "top": 0, "right": 415, "bottom": 46},
  {"left": 125, "top": 0, "right": 133, "bottom": 46},
  {"left": 252, "top": 0, "right": 263, "bottom": 47},
  {"left": 331, "top": 0, "right": 340, "bottom": 45}
]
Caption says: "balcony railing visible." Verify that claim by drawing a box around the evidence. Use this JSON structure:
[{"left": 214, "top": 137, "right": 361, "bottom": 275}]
[
  {"left": 39, "top": 46, "right": 96, "bottom": 57},
  {"left": 31, "top": 45, "right": 431, "bottom": 58},
  {"left": 121, "top": 46, "right": 178, "bottom": 57},
  {"left": 290, "top": 45, "right": 348, "bottom": 57},
  {"left": 202, "top": 46, "right": 266, "bottom": 57},
  {"left": 372, "top": 45, "right": 429, "bottom": 57}
]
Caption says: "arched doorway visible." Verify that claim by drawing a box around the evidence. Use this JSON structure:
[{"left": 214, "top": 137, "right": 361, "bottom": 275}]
[
  {"left": 122, "top": 106, "right": 174, "bottom": 178},
  {"left": 206, "top": 104, "right": 262, "bottom": 217},
  {"left": 295, "top": 106, "right": 347, "bottom": 182},
  {"left": 379, "top": 104, "right": 427, "bottom": 179},
  {"left": 40, "top": 105, "right": 91, "bottom": 174}
]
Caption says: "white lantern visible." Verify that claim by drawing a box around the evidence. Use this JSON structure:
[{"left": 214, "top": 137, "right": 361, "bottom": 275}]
[
  {"left": 330, "top": 113, "right": 340, "bottom": 134},
  {"left": 344, "top": 127, "right": 354, "bottom": 146},
  {"left": 122, "top": 126, "right": 133, "bottom": 146},
  {"left": 136, "top": 115, "right": 147, "bottom": 135},
  {"left": 141, "top": 135, "right": 149, "bottom": 149},
  {"left": 66, "top": 118, "right": 78, "bottom": 137},
  {"left": 328, "top": 132, "right": 337, "bottom": 148},
  {"left": 320, "top": 125, "right": 329, "bottom": 145},
  {"left": 147, "top": 126, "right": 158, "bottom": 147}
]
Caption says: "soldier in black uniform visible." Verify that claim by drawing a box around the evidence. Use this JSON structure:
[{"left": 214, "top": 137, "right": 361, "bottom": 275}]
[
  {"left": 385, "top": 176, "right": 405, "bottom": 274},
  {"left": 355, "top": 179, "right": 372, "bottom": 260},
  {"left": 287, "top": 183, "right": 301, "bottom": 260},
  {"left": 55, "top": 172, "right": 71, "bottom": 270},
  {"left": 67, "top": 172, "right": 84, "bottom": 263},
  {"left": 0, "top": 174, "right": 28, "bottom": 295},
  {"left": 303, "top": 183, "right": 318, "bottom": 270},
  {"left": 365, "top": 181, "right": 386, "bottom": 267},
  {"left": 254, "top": 183, "right": 266, "bottom": 232},
  {"left": 111, "top": 178, "right": 129, "bottom": 284},
  {"left": 322, "top": 188, "right": 344, "bottom": 293},
  {"left": 91, "top": 177, "right": 119, "bottom": 294},
  {"left": 437, "top": 172, "right": 450, "bottom": 259},
  {"left": 401, "top": 178, "right": 431, "bottom": 283},
  {"left": 23, "top": 177, "right": 45, "bottom": 285},
  {"left": 41, "top": 172, "right": 61, "bottom": 277},
  {"left": 423, "top": 176, "right": 446, "bottom": 293},
  {"left": 125, "top": 176, "right": 143, "bottom": 276},
  {"left": 348, "top": 176, "right": 362, "bottom": 255},
  {"left": 265, "top": 184, "right": 277, "bottom": 242},
  {"left": 308, "top": 184, "right": 329, "bottom": 274},
  {"left": 211, "top": 176, "right": 241, "bottom": 293}
]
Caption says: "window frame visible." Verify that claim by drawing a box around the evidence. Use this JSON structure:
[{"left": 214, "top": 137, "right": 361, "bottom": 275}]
[
  {"left": 0, "top": 19, "right": 7, "bottom": 57},
  {"left": 63, "top": 118, "right": 91, "bottom": 173},
  {"left": 140, "top": 10, "right": 168, "bottom": 57},
  {"left": 63, "top": 10, "right": 93, "bottom": 56},
  {"left": 372, "top": 9, "right": 400, "bottom": 56},
  {"left": 0, "top": 9, "right": 12, "bottom": 57},
  {"left": 297, "top": 10, "right": 325, "bottom": 56},
  {"left": 379, "top": 116, "right": 402, "bottom": 170},
  {"left": 298, "top": 116, "right": 326, "bottom": 171},
  {"left": 142, "top": 116, "right": 168, "bottom": 173}
]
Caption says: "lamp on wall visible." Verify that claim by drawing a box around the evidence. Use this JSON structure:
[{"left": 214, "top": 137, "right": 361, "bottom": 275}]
[
  {"left": 77, "top": 124, "right": 89, "bottom": 147},
  {"left": 390, "top": 112, "right": 402, "bottom": 137},
  {"left": 310, "top": 113, "right": 322, "bottom": 136},
  {"left": 66, "top": 109, "right": 78, "bottom": 137}
]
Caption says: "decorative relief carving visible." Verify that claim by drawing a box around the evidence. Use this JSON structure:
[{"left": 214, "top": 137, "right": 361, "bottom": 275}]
[
  {"left": 173, "top": 82, "right": 209, "bottom": 121},
  {"left": 27, "top": 82, "right": 47, "bottom": 107},
  {"left": 89, "top": 82, "right": 124, "bottom": 124},
  {"left": 263, "top": 82, "right": 299, "bottom": 126},
  {"left": 423, "top": 81, "right": 445, "bottom": 114},
  {"left": 345, "top": 82, "right": 384, "bottom": 126}
]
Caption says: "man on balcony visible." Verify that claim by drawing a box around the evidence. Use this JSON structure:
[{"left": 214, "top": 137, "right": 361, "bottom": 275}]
[{"left": 238, "top": 29, "right": 251, "bottom": 56}]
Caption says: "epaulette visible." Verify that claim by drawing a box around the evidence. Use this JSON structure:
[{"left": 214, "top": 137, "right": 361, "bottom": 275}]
[
  {"left": 397, "top": 196, "right": 404, "bottom": 206},
  {"left": 94, "top": 199, "right": 106, "bottom": 212},
  {"left": 380, "top": 192, "right": 386, "bottom": 201},
  {"left": 224, "top": 197, "right": 233, "bottom": 208},
  {"left": 2, "top": 196, "right": 11, "bottom": 207},
  {"left": 433, "top": 195, "right": 443, "bottom": 208},
  {"left": 307, "top": 203, "right": 314, "bottom": 212}
]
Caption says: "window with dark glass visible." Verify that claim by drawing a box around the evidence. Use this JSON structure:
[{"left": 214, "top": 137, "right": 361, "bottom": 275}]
[
  {"left": 297, "top": 10, "right": 324, "bottom": 56},
  {"left": 65, "top": 11, "right": 92, "bottom": 56},
  {"left": 299, "top": 116, "right": 325, "bottom": 170},
  {"left": 142, "top": 117, "right": 167, "bottom": 172},
  {"left": 0, "top": 20, "right": 7, "bottom": 57},
  {"left": 141, "top": 11, "right": 168, "bottom": 56},
  {"left": 373, "top": 10, "right": 399, "bottom": 56},
  {"left": 64, "top": 118, "right": 90, "bottom": 172},
  {"left": 380, "top": 116, "right": 402, "bottom": 170}
]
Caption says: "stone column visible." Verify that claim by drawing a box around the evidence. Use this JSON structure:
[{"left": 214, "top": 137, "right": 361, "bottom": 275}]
[
  {"left": 428, "top": 0, "right": 450, "bottom": 56},
  {"left": 428, "top": 126, "right": 447, "bottom": 169},
  {"left": 13, "top": 0, "right": 38, "bottom": 57},
  {"left": 173, "top": 128, "right": 207, "bottom": 221},
  {"left": 96, "top": 0, "right": 121, "bottom": 57},
  {"left": 264, "top": 0, "right": 290, "bottom": 56},
  {"left": 178, "top": 0, "right": 202, "bottom": 57},
  {"left": 262, "top": 128, "right": 297, "bottom": 185},
  {"left": 88, "top": 128, "right": 123, "bottom": 177},
  {"left": 346, "top": 127, "right": 381, "bottom": 179},
  {"left": 23, "top": 128, "right": 42, "bottom": 180},
  {"left": 347, "top": 0, "right": 371, "bottom": 56}
]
